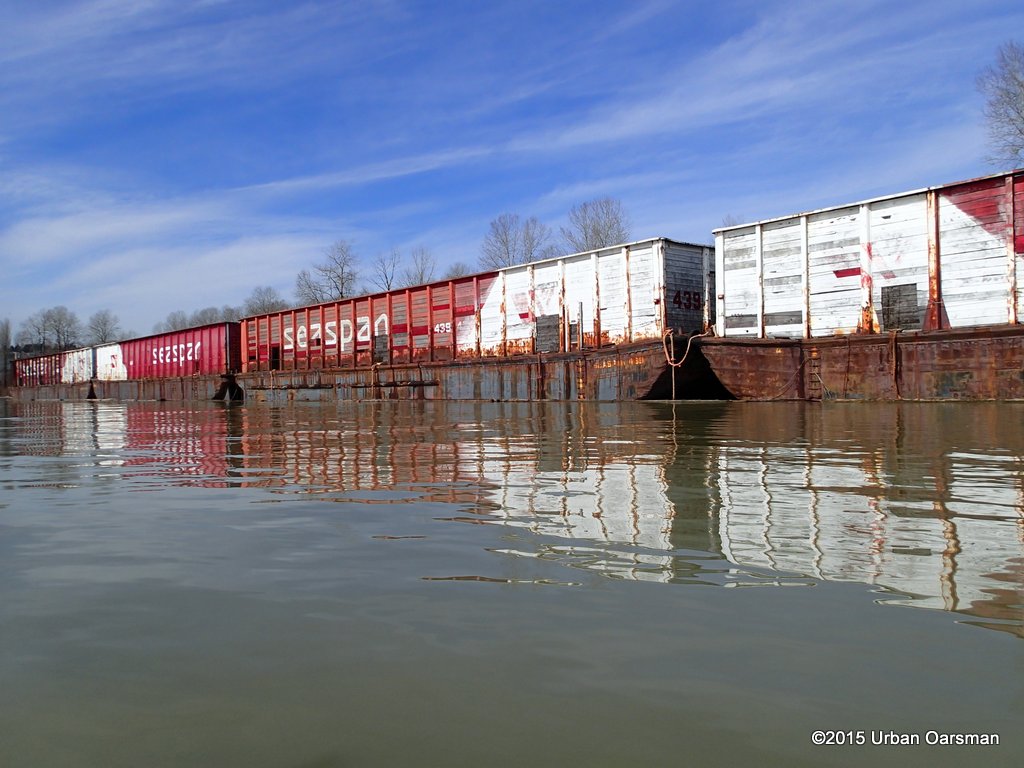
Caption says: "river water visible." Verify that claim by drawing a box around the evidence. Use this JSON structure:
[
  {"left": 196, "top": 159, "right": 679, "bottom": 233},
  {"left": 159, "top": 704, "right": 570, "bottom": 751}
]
[{"left": 0, "top": 398, "right": 1021, "bottom": 767}]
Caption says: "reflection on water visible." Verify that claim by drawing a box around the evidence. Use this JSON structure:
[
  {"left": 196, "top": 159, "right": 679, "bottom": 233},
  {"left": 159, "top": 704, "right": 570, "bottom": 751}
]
[
  {"left": 3, "top": 397, "right": 1024, "bottom": 767},
  {"left": 3, "top": 399, "right": 1021, "bottom": 638}
]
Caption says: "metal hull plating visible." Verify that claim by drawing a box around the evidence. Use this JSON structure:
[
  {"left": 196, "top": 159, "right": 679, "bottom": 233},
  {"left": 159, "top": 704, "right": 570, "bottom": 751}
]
[
  {"left": 697, "top": 324, "right": 1024, "bottom": 400},
  {"left": 7, "top": 337, "right": 730, "bottom": 403},
  {"left": 8, "top": 376, "right": 232, "bottom": 403},
  {"left": 240, "top": 337, "right": 725, "bottom": 402}
]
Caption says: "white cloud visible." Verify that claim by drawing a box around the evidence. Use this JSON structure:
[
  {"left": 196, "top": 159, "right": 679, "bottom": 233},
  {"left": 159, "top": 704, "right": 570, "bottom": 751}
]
[{"left": 3, "top": 0, "right": 1021, "bottom": 341}]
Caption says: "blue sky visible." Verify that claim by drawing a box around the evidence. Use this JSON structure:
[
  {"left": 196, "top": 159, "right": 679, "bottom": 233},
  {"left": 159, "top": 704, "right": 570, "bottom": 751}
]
[{"left": 2, "top": 0, "right": 1022, "bottom": 337}]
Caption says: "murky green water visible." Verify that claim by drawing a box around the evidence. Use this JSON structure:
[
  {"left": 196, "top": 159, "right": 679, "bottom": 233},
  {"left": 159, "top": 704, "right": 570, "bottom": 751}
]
[{"left": 0, "top": 398, "right": 1021, "bottom": 767}]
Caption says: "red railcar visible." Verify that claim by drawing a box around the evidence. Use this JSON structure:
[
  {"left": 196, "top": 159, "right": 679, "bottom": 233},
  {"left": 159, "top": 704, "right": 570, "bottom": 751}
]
[
  {"left": 13, "top": 351, "right": 65, "bottom": 387},
  {"left": 241, "top": 273, "right": 503, "bottom": 371},
  {"left": 110, "top": 323, "right": 241, "bottom": 380},
  {"left": 13, "top": 323, "right": 241, "bottom": 386}
]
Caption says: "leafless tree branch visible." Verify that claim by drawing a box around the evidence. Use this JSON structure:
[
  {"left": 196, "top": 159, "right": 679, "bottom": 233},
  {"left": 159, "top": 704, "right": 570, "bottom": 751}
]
[
  {"left": 978, "top": 40, "right": 1024, "bottom": 167},
  {"left": 561, "top": 197, "right": 630, "bottom": 253}
]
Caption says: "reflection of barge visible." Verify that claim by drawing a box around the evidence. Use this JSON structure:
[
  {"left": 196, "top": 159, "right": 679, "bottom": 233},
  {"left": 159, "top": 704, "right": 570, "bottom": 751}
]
[{"left": 10, "top": 399, "right": 1019, "bottom": 634}]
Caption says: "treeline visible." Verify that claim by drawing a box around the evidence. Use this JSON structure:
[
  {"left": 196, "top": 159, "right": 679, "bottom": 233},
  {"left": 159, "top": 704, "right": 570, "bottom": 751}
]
[
  {"left": 8, "top": 284, "right": 291, "bottom": 358},
  {"left": 289, "top": 196, "right": 630, "bottom": 307},
  {"left": 151, "top": 286, "right": 289, "bottom": 333},
  {"left": 10, "top": 307, "right": 128, "bottom": 354}
]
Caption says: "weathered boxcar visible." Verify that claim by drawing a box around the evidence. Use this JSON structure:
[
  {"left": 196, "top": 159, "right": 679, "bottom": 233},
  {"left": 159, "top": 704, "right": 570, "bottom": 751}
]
[
  {"left": 241, "top": 237, "right": 714, "bottom": 372},
  {"left": 94, "top": 323, "right": 241, "bottom": 381},
  {"left": 714, "top": 169, "right": 1024, "bottom": 338},
  {"left": 703, "top": 169, "right": 1024, "bottom": 400},
  {"left": 12, "top": 323, "right": 242, "bottom": 402},
  {"left": 14, "top": 347, "right": 94, "bottom": 387},
  {"left": 14, "top": 351, "right": 65, "bottom": 387}
]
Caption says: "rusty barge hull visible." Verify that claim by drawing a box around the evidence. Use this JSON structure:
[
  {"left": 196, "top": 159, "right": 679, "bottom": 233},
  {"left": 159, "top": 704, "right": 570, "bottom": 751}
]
[
  {"left": 240, "top": 338, "right": 726, "bottom": 403},
  {"left": 7, "top": 375, "right": 233, "bottom": 403},
  {"left": 697, "top": 324, "right": 1024, "bottom": 400},
  {"left": 8, "top": 337, "right": 727, "bottom": 403}
]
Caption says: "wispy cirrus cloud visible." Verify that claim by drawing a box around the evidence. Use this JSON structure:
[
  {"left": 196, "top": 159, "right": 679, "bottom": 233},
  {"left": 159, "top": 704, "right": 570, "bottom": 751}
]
[{"left": 2, "top": 0, "right": 1021, "bottom": 339}]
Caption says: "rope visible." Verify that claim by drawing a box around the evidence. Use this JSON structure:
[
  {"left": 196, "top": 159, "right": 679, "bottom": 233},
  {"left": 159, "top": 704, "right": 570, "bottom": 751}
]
[
  {"left": 888, "top": 330, "right": 902, "bottom": 399},
  {"left": 662, "top": 330, "right": 711, "bottom": 368},
  {"left": 765, "top": 355, "right": 812, "bottom": 401}
]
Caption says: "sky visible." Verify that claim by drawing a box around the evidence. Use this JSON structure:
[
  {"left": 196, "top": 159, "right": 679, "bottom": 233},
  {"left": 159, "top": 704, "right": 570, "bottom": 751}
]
[{"left": 2, "top": 0, "right": 1023, "bottom": 338}]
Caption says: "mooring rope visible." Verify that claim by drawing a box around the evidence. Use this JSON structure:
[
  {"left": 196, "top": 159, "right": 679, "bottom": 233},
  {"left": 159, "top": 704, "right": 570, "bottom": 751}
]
[{"left": 662, "top": 330, "right": 711, "bottom": 368}]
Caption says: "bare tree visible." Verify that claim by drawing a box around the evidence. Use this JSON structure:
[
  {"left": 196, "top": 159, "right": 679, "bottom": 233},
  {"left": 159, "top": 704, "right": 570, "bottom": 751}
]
[
  {"left": 220, "top": 305, "right": 243, "bottom": 323},
  {"left": 47, "top": 306, "right": 82, "bottom": 350},
  {"left": 522, "top": 217, "right": 559, "bottom": 262},
  {"left": 242, "top": 286, "right": 288, "bottom": 316},
  {"left": 978, "top": 40, "right": 1024, "bottom": 167},
  {"left": 481, "top": 213, "right": 519, "bottom": 269},
  {"left": 189, "top": 307, "right": 223, "bottom": 326},
  {"left": 443, "top": 261, "right": 474, "bottom": 279},
  {"left": 561, "top": 197, "right": 630, "bottom": 253},
  {"left": 153, "top": 310, "right": 190, "bottom": 334},
  {"left": 16, "top": 311, "right": 50, "bottom": 351},
  {"left": 369, "top": 248, "right": 401, "bottom": 292},
  {"left": 86, "top": 309, "right": 122, "bottom": 345},
  {"left": 296, "top": 240, "right": 360, "bottom": 304},
  {"left": 481, "top": 213, "right": 558, "bottom": 269},
  {"left": 19, "top": 307, "right": 82, "bottom": 351},
  {"left": 401, "top": 246, "right": 436, "bottom": 286},
  {"left": 0, "top": 318, "right": 10, "bottom": 387}
]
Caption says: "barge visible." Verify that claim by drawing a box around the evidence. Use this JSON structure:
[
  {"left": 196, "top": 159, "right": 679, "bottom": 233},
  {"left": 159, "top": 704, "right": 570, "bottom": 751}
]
[
  {"left": 11, "top": 238, "right": 725, "bottom": 403},
  {"left": 702, "top": 169, "right": 1024, "bottom": 400},
  {"left": 11, "top": 169, "right": 1024, "bottom": 403}
]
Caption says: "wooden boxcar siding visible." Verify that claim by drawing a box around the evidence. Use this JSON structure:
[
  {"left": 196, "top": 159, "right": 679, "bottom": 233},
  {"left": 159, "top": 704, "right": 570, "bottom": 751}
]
[
  {"left": 454, "top": 278, "right": 480, "bottom": 356},
  {"left": 663, "top": 241, "right": 713, "bottom": 333},
  {"left": 939, "top": 178, "right": 1013, "bottom": 327},
  {"left": 868, "top": 195, "right": 929, "bottom": 331},
  {"left": 626, "top": 241, "right": 661, "bottom": 339},
  {"left": 719, "top": 227, "right": 759, "bottom": 335},
  {"left": 563, "top": 257, "right": 598, "bottom": 342},
  {"left": 716, "top": 170, "right": 1024, "bottom": 339},
  {"left": 14, "top": 351, "right": 66, "bottom": 386},
  {"left": 112, "top": 323, "right": 239, "bottom": 379},
  {"left": 596, "top": 249, "right": 625, "bottom": 342},
  {"left": 761, "top": 219, "right": 803, "bottom": 337},
  {"left": 14, "top": 347, "right": 92, "bottom": 386},
  {"left": 243, "top": 238, "right": 704, "bottom": 371},
  {"left": 61, "top": 348, "right": 94, "bottom": 384},
  {"left": 808, "top": 207, "right": 862, "bottom": 336},
  {"left": 95, "top": 344, "right": 128, "bottom": 380},
  {"left": 477, "top": 275, "right": 504, "bottom": 354},
  {"left": 502, "top": 267, "right": 534, "bottom": 351},
  {"left": 1016, "top": 175, "right": 1024, "bottom": 321}
]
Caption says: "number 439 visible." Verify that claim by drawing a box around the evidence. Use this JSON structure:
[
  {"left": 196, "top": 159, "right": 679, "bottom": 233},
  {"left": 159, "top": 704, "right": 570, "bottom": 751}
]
[{"left": 672, "top": 290, "right": 702, "bottom": 310}]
